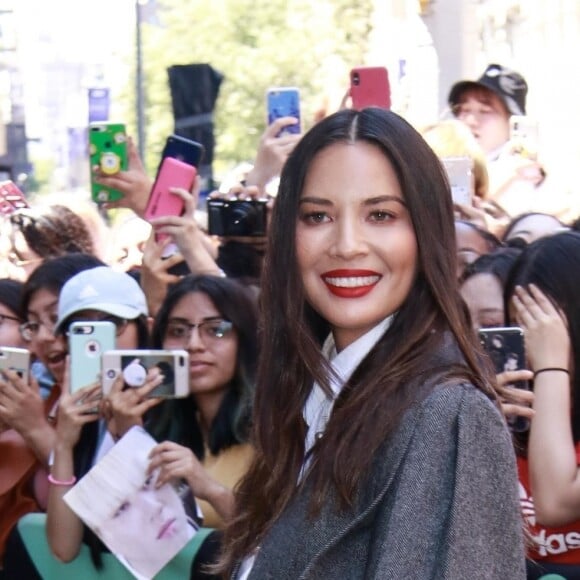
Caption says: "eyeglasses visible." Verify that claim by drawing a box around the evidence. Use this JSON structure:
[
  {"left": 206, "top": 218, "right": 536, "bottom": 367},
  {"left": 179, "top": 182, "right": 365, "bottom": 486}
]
[
  {"left": 63, "top": 315, "right": 129, "bottom": 337},
  {"left": 451, "top": 104, "right": 502, "bottom": 123},
  {"left": 0, "top": 313, "right": 21, "bottom": 326},
  {"left": 20, "top": 315, "right": 58, "bottom": 342},
  {"left": 165, "top": 319, "right": 234, "bottom": 344}
]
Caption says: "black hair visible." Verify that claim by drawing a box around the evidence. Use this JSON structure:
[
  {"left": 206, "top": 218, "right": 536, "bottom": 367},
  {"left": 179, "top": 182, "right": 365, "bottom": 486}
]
[
  {"left": 504, "top": 231, "right": 580, "bottom": 442},
  {"left": 0, "top": 278, "right": 24, "bottom": 318},
  {"left": 148, "top": 275, "right": 258, "bottom": 459},
  {"left": 20, "top": 253, "right": 105, "bottom": 318},
  {"left": 502, "top": 211, "right": 566, "bottom": 246},
  {"left": 460, "top": 247, "right": 523, "bottom": 287}
]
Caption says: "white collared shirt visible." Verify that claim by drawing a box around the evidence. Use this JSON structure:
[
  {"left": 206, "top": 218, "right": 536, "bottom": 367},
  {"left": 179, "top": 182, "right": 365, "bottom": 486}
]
[{"left": 300, "top": 316, "right": 393, "bottom": 480}]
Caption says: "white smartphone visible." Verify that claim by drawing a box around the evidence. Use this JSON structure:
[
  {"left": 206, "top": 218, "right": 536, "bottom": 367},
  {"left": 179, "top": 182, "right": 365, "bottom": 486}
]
[
  {"left": 0, "top": 347, "right": 30, "bottom": 383},
  {"left": 509, "top": 115, "right": 539, "bottom": 160},
  {"left": 101, "top": 349, "right": 190, "bottom": 398},
  {"left": 441, "top": 156, "right": 474, "bottom": 206}
]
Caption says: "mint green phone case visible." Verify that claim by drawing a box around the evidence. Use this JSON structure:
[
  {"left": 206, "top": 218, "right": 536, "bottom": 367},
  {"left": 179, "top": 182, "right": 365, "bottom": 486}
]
[{"left": 69, "top": 321, "right": 116, "bottom": 393}]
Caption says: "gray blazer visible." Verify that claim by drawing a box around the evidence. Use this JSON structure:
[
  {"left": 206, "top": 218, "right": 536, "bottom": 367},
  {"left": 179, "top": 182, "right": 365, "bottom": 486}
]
[{"left": 244, "top": 383, "right": 526, "bottom": 579}]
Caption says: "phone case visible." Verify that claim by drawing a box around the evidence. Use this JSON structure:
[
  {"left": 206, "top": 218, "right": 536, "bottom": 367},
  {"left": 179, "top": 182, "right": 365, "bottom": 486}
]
[
  {"left": 89, "top": 122, "right": 128, "bottom": 203},
  {"left": 144, "top": 157, "right": 197, "bottom": 223},
  {"left": 157, "top": 135, "right": 204, "bottom": 178},
  {"left": 101, "top": 349, "right": 190, "bottom": 398},
  {"left": 441, "top": 156, "right": 474, "bottom": 206},
  {"left": 349, "top": 66, "right": 391, "bottom": 110},
  {"left": 0, "top": 181, "right": 29, "bottom": 216},
  {"left": 69, "top": 321, "right": 116, "bottom": 393},
  {"left": 478, "top": 326, "right": 529, "bottom": 432},
  {"left": 0, "top": 347, "right": 30, "bottom": 383},
  {"left": 509, "top": 115, "right": 539, "bottom": 160},
  {"left": 266, "top": 87, "right": 301, "bottom": 135}
]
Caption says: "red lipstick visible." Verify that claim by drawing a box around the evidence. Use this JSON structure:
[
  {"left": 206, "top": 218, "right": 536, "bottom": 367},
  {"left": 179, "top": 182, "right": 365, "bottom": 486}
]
[{"left": 321, "top": 269, "right": 381, "bottom": 298}]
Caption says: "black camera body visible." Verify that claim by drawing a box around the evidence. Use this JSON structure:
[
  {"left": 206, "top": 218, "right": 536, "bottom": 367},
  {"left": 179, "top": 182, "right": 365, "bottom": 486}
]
[{"left": 207, "top": 199, "right": 268, "bottom": 237}]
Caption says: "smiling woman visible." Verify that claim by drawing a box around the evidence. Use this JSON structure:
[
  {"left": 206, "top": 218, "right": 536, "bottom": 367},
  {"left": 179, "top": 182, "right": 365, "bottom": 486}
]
[{"left": 219, "top": 107, "right": 526, "bottom": 579}]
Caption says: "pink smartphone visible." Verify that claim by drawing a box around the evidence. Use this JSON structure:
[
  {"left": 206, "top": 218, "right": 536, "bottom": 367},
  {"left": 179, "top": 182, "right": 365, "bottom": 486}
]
[
  {"left": 144, "top": 157, "right": 197, "bottom": 242},
  {"left": 0, "top": 181, "right": 29, "bottom": 216},
  {"left": 349, "top": 66, "right": 391, "bottom": 110}
]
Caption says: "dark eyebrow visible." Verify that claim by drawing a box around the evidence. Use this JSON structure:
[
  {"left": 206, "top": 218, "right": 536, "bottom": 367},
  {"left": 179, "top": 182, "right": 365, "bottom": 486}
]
[
  {"left": 299, "top": 195, "right": 406, "bottom": 206},
  {"left": 299, "top": 196, "right": 332, "bottom": 206},
  {"left": 168, "top": 316, "right": 224, "bottom": 324},
  {"left": 363, "top": 195, "right": 407, "bottom": 207}
]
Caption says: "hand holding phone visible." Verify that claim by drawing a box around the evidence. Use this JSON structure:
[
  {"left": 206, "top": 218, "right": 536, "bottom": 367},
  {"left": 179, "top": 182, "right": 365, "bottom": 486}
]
[
  {"left": 69, "top": 321, "right": 116, "bottom": 394},
  {"left": 478, "top": 326, "right": 531, "bottom": 432},
  {"left": 89, "top": 122, "right": 128, "bottom": 203},
  {"left": 0, "top": 347, "right": 30, "bottom": 384},
  {"left": 102, "top": 349, "right": 189, "bottom": 399},
  {"left": 266, "top": 87, "right": 301, "bottom": 136},
  {"left": 349, "top": 66, "right": 391, "bottom": 110}
]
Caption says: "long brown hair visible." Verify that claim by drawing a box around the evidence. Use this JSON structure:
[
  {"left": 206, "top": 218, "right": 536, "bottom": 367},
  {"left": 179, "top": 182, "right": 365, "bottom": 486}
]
[{"left": 219, "top": 108, "right": 495, "bottom": 574}]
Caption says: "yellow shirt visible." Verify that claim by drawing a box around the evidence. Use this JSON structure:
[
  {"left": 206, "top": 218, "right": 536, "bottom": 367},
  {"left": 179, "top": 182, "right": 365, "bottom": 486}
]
[{"left": 198, "top": 442, "right": 254, "bottom": 529}]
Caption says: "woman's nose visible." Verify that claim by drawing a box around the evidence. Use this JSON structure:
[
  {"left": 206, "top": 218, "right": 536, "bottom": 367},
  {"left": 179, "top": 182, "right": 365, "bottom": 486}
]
[{"left": 330, "top": 218, "right": 368, "bottom": 260}]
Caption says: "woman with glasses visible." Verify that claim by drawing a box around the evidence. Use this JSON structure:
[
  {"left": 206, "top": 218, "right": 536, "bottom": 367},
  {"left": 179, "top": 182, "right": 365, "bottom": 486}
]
[
  {"left": 109, "top": 274, "right": 257, "bottom": 530},
  {"left": 0, "top": 253, "right": 104, "bottom": 576}
]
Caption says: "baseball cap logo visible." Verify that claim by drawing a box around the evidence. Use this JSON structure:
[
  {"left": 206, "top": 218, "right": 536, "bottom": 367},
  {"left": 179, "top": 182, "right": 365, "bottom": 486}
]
[{"left": 78, "top": 284, "right": 100, "bottom": 299}]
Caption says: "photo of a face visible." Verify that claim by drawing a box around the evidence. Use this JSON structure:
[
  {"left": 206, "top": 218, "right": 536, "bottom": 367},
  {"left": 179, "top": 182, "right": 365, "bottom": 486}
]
[{"left": 64, "top": 427, "right": 196, "bottom": 579}]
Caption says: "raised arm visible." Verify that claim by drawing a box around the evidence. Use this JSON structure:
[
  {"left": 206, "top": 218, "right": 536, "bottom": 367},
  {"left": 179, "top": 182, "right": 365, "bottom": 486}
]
[{"left": 513, "top": 283, "right": 578, "bottom": 525}]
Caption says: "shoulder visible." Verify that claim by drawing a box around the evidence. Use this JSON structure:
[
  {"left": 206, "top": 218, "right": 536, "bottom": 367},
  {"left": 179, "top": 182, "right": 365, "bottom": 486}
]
[{"left": 401, "top": 381, "right": 506, "bottom": 449}]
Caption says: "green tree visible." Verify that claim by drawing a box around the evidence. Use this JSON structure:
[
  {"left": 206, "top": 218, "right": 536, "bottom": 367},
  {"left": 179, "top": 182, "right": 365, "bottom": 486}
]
[{"left": 122, "top": 0, "right": 374, "bottom": 181}]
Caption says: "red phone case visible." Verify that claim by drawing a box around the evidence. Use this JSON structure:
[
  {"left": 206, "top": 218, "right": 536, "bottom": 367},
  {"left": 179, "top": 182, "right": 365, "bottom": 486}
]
[
  {"left": 145, "top": 157, "right": 197, "bottom": 222},
  {"left": 0, "top": 181, "right": 29, "bottom": 216},
  {"left": 349, "top": 66, "right": 391, "bottom": 110}
]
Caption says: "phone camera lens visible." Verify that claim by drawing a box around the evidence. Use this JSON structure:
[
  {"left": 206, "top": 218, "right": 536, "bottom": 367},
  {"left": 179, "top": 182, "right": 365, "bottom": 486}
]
[
  {"left": 353, "top": 73, "right": 360, "bottom": 86},
  {"left": 179, "top": 356, "right": 185, "bottom": 367},
  {"left": 106, "top": 369, "right": 116, "bottom": 379}
]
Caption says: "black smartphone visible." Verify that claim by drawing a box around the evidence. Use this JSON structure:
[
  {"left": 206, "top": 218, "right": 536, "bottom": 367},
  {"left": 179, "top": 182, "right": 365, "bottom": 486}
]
[
  {"left": 478, "top": 326, "right": 530, "bottom": 432},
  {"left": 155, "top": 135, "right": 204, "bottom": 180}
]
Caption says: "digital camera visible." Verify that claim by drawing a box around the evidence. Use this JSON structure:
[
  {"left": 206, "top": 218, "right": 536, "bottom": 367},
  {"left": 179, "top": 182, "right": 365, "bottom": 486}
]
[{"left": 207, "top": 199, "right": 268, "bottom": 237}]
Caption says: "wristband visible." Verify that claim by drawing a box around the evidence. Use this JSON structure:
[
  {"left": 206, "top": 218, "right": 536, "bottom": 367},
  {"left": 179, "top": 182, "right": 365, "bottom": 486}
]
[
  {"left": 48, "top": 473, "right": 77, "bottom": 486},
  {"left": 534, "top": 367, "right": 570, "bottom": 378}
]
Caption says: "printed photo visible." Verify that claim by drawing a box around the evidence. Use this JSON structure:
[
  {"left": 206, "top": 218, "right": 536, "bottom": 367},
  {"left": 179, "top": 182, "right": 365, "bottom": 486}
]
[{"left": 64, "top": 426, "right": 197, "bottom": 579}]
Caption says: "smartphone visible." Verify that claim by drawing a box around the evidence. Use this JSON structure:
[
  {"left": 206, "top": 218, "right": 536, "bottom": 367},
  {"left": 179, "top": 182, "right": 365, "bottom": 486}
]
[
  {"left": 478, "top": 326, "right": 530, "bottom": 432},
  {"left": 349, "top": 66, "right": 391, "bottom": 110},
  {"left": 509, "top": 115, "right": 539, "bottom": 160},
  {"left": 0, "top": 181, "right": 29, "bottom": 216},
  {"left": 266, "top": 87, "right": 301, "bottom": 135},
  {"left": 69, "top": 321, "right": 116, "bottom": 394},
  {"left": 156, "top": 135, "right": 204, "bottom": 177},
  {"left": 145, "top": 157, "right": 197, "bottom": 223},
  {"left": 89, "top": 122, "right": 128, "bottom": 203},
  {"left": 0, "top": 347, "right": 30, "bottom": 383},
  {"left": 101, "top": 349, "right": 190, "bottom": 399},
  {"left": 441, "top": 156, "right": 474, "bottom": 206}
]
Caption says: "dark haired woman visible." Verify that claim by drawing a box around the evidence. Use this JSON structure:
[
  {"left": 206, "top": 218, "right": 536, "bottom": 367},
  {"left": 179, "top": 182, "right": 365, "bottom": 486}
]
[
  {"left": 455, "top": 219, "right": 501, "bottom": 278},
  {"left": 507, "top": 231, "right": 580, "bottom": 577},
  {"left": 502, "top": 211, "right": 568, "bottom": 247},
  {"left": 102, "top": 274, "right": 258, "bottom": 577},
  {"left": 219, "top": 108, "right": 525, "bottom": 578}
]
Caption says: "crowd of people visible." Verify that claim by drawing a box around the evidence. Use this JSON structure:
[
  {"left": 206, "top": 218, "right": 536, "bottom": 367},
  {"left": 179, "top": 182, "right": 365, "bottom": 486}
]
[{"left": 0, "top": 62, "right": 579, "bottom": 579}]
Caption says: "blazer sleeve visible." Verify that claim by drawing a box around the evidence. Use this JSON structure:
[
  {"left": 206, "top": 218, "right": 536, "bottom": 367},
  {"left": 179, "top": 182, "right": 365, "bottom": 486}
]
[{"left": 368, "top": 384, "right": 526, "bottom": 580}]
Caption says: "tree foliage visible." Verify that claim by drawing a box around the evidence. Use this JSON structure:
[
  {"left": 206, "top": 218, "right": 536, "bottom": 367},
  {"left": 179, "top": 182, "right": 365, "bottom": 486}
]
[{"left": 121, "top": 0, "right": 374, "bottom": 180}]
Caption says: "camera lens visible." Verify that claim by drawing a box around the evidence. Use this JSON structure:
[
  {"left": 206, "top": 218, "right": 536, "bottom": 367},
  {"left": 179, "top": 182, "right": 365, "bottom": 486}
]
[
  {"left": 353, "top": 73, "right": 360, "bottom": 86},
  {"left": 106, "top": 369, "right": 116, "bottom": 379}
]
